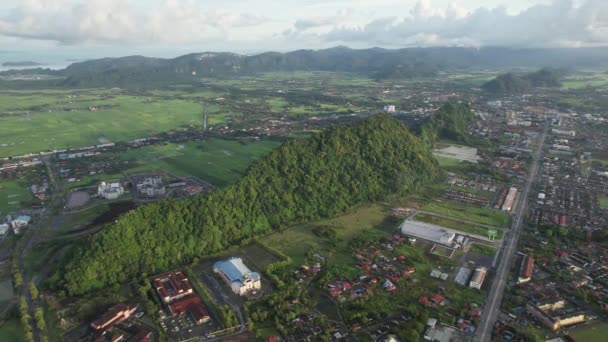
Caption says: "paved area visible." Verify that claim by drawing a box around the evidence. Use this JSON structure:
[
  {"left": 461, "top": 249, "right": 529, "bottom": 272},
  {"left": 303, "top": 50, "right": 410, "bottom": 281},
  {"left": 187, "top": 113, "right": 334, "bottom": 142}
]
[{"left": 474, "top": 122, "right": 548, "bottom": 342}]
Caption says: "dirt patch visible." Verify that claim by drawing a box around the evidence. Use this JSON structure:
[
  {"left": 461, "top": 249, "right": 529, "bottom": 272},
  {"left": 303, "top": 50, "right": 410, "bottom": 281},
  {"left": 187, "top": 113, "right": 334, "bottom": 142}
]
[{"left": 66, "top": 191, "right": 90, "bottom": 209}]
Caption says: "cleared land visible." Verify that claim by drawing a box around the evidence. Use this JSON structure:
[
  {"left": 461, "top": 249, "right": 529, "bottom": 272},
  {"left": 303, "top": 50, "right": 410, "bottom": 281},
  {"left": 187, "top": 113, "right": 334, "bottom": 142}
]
[
  {"left": 599, "top": 196, "right": 608, "bottom": 208},
  {"left": 422, "top": 201, "right": 510, "bottom": 228}
]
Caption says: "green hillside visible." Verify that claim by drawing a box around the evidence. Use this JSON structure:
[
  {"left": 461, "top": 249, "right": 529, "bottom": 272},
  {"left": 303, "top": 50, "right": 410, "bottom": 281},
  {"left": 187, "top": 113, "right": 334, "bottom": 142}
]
[{"left": 59, "top": 113, "right": 440, "bottom": 295}]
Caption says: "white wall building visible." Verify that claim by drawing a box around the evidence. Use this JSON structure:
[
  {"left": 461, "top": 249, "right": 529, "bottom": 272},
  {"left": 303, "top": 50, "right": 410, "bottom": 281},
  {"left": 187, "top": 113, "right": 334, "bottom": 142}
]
[
  {"left": 98, "top": 181, "right": 124, "bottom": 200},
  {"left": 383, "top": 105, "right": 396, "bottom": 113}
]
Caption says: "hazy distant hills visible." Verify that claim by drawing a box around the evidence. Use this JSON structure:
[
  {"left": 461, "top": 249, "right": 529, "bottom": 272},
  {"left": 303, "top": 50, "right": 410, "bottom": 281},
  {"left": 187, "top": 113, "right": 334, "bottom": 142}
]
[
  {"left": 1, "top": 61, "right": 43, "bottom": 67},
  {"left": 482, "top": 68, "right": 564, "bottom": 93},
  {"left": 3, "top": 46, "right": 608, "bottom": 87}
]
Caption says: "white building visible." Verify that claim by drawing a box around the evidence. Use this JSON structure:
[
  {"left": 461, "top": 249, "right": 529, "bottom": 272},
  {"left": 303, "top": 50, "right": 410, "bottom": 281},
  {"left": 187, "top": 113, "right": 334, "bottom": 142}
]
[
  {"left": 383, "top": 105, "right": 396, "bottom": 113},
  {"left": 213, "top": 257, "right": 261, "bottom": 296},
  {"left": 502, "top": 187, "right": 518, "bottom": 212},
  {"left": 98, "top": 181, "right": 124, "bottom": 200},
  {"left": 469, "top": 267, "right": 487, "bottom": 290}
]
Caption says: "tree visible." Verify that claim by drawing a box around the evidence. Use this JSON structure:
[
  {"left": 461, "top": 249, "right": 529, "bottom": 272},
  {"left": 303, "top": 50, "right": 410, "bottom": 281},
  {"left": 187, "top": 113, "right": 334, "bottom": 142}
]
[{"left": 29, "top": 281, "right": 39, "bottom": 300}]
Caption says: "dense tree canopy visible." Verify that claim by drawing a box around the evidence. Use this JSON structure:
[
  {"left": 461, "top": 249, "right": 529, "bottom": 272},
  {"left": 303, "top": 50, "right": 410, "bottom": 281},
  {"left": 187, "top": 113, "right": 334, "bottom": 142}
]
[
  {"left": 60, "top": 113, "right": 440, "bottom": 295},
  {"left": 419, "top": 103, "right": 475, "bottom": 145}
]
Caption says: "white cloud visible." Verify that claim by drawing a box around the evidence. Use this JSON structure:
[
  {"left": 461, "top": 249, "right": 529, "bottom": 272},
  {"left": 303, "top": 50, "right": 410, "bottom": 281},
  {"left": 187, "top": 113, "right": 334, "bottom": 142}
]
[
  {"left": 322, "top": 0, "right": 608, "bottom": 48},
  {"left": 0, "top": 0, "right": 267, "bottom": 45},
  {"left": 293, "top": 9, "right": 355, "bottom": 32},
  {"left": 0, "top": 0, "right": 607, "bottom": 49}
]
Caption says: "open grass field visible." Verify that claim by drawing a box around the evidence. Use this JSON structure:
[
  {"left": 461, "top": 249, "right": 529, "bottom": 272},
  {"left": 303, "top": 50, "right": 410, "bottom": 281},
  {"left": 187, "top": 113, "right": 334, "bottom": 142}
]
[
  {"left": 62, "top": 138, "right": 280, "bottom": 190},
  {"left": 570, "top": 321, "right": 608, "bottom": 342},
  {"left": 599, "top": 196, "right": 608, "bottom": 208},
  {"left": 561, "top": 72, "right": 608, "bottom": 89},
  {"left": 0, "top": 280, "right": 13, "bottom": 304},
  {"left": 119, "top": 138, "right": 280, "bottom": 186},
  {"left": 262, "top": 204, "right": 397, "bottom": 266},
  {"left": 0, "top": 180, "right": 32, "bottom": 215},
  {"left": 240, "top": 244, "right": 280, "bottom": 271},
  {"left": 470, "top": 243, "right": 497, "bottom": 257},
  {"left": 422, "top": 201, "right": 510, "bottom": 228},
  {"left": 415, "top": 213, "right": 504, "bottom": 238},
  {"left": 0, "top": 319, "right": 23, "bottom": 342},
  {"left": 0, "top": 89, "right": 231, "bottom": 157}
]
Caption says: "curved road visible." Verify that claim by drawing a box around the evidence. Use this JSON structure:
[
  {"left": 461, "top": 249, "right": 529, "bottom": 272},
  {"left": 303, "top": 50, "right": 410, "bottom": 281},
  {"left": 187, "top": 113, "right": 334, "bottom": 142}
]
[{"left": 475, "top": 122, "right": 548, "bottom": 342}]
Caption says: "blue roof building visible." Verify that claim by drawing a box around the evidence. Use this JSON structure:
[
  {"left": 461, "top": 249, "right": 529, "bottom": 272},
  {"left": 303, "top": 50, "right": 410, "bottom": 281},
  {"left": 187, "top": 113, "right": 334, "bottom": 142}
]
[{"left": 213, "top": 257, "right": 261, "bottom": 296}]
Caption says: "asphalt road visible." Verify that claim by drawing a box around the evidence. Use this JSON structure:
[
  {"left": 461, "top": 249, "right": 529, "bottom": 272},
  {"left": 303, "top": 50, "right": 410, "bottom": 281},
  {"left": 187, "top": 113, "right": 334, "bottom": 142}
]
[{"left": 475, "top": 122, "right": 548, "bottom": 342}]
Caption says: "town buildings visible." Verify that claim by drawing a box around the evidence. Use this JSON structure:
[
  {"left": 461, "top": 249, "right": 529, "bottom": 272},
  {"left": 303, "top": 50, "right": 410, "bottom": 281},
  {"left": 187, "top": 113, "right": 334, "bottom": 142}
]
[
  {"left": 517, "top": 255, "right": 534, "bottom": 284},
  {"left": 90, "top": 303, "right": 137, "bottom": 331},
  {"left": 153, "top": 271, "right": 210, "bottom": 324},
  {"left": 135, "top": 175, "right": 166, "bottom": 197},
  {"left": 526, "top": 299, "right": 586, "bottom": 331},
  {"left": 214, "top": 257, "right": 261, "bottom": 296},
  {"left": 154, "top": 271, "right": 193, "bottom": 303}
]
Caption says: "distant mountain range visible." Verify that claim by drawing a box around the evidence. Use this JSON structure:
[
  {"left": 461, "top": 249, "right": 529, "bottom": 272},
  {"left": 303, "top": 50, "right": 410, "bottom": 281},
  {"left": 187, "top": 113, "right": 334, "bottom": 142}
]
[
  {"left": 2, "top": 46, "right": 608, "bottom": 87},
  {"left": 1, "top": 61, "right": 43, "bottom": 67}
]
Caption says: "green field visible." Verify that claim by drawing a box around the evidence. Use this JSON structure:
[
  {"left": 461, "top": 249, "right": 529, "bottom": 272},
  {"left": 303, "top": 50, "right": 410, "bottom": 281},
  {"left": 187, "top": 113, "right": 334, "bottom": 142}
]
[
  {"left": 470, "top": 243, "right": 497, "bottom": 256},
  {"left": 0, "top": 319, "right": 23, "bottom": 342},
  {"left": 415, "top": 213, "right": 504, "bottom": 238},
  {"left": 0, "top": 180, "right": 33, "bottom": 215},
  {"left": 263, "top": 204, "right": 397, "bottom": 266},
  {"left": 599, "top": 196, "right": 608, "bottom": 208},
  {"left": 422, "top": 201, "right": 510, "bottom": 228},
  {"left": 63, "top": 138, "right": 281, "bottom": 190},
  {"left": 119, "top": 138, "right": 280, "bottom": 186},
  {"left": 570, "top": 322, "right": 608, "bottom": 342},
  {"left": 561, "top": 72, "right": 608, "bottom": 89},
  {"left": 0, "top": 280, "right": 13, "bottom": 304},
  {"left": 0, "top": 90, "right": 230, "bottom": 157}
]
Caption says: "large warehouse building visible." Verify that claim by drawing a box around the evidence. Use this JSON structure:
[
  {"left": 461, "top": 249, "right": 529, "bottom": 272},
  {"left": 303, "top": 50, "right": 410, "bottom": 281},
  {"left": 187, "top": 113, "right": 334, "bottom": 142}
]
[{"left": 214, "top": 257, "right": 261, "bottom": 296}]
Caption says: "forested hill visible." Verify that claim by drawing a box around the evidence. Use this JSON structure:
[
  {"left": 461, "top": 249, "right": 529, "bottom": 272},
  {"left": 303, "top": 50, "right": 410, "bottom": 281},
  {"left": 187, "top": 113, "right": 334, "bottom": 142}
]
[
  {"left": 482, "top": 68, "right": 564, "bottom": 93},
  {"left": 59, "top": 113, "right": 440, "bottom": 295},
  {"left": 419, "top": 103, "right": 475, "bottom": 145},
  {"left": 4, "top": 47, "right": 608, "bottom": 87}
]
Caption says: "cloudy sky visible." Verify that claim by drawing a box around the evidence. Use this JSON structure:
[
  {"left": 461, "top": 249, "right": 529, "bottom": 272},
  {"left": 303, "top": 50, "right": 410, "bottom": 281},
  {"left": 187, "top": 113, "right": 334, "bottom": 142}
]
[{"left": 0, "top": 0, "right": 607, "bottom": 59}]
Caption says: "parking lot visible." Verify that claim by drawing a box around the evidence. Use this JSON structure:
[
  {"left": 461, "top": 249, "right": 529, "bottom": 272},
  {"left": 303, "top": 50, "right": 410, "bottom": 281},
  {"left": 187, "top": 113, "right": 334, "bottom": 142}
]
[{"left": 159, "top": 311, "right": 221, "bottom": 340}]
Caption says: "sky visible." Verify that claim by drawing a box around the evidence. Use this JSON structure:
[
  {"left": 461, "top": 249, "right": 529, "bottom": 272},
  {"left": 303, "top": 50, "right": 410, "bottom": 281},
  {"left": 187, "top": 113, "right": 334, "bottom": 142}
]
[{"left": 0, "top": 0, "right": 607, "bottom": 60}]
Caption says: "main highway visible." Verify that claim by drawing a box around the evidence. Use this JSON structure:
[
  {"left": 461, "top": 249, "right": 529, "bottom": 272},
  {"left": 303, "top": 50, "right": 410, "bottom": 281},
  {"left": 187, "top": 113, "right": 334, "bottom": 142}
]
[{"left": 475, "top": 122, "right": 549, "bottom": 341}]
